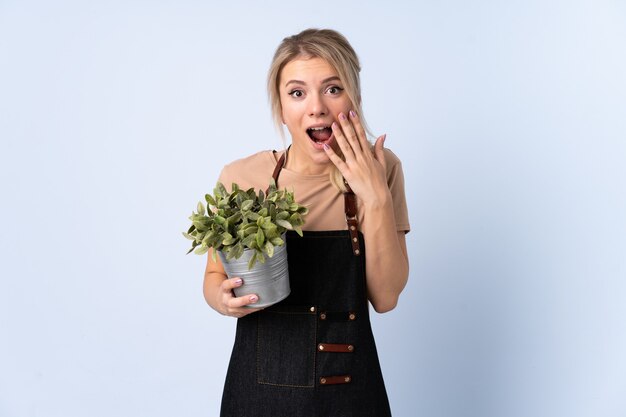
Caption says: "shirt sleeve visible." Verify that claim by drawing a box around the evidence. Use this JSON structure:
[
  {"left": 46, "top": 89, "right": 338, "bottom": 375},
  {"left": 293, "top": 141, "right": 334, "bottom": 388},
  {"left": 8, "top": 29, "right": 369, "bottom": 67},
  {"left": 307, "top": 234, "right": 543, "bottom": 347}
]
[{"left": 385, "top": 149, "right": 411, "bottom": 233}]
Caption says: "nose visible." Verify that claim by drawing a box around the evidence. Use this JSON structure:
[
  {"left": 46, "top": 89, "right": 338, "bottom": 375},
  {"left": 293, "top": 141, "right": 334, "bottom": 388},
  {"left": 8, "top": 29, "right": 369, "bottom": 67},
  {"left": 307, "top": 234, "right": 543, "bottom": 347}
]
[{"left": 307, "top": 92, "right": 328, "bottom": 117}]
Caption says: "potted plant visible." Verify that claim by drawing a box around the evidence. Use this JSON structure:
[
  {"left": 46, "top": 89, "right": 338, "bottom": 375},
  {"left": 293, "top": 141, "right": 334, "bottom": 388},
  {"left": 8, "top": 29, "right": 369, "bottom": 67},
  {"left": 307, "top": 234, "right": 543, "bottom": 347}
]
[{"left": 183, "top": 180, "right": 308, "bottom": 308}]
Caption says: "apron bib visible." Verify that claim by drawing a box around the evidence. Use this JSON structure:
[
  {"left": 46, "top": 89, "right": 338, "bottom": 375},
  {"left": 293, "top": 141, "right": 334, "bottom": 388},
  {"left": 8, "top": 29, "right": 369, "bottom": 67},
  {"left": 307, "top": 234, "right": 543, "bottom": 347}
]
[{"left": 220, "top": 154, "right": 392, "bottom": 417}]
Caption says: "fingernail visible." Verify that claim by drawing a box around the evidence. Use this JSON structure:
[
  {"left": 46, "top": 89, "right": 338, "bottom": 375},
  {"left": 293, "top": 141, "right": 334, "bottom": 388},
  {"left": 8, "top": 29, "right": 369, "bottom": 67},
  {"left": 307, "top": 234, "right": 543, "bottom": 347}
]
[
  {"left": 339, "top": 113, "right": 347, "bottom": 121},
  {"left": 323, "top": 143, "right": 330, "bottom": 150},
  {"left": 349, "top": 110, "right": 356, "bottom": 118},
  {"left": 331, "top": 122, "right": 338, "bottom": 129},
  {"left": 383, "top": 134, "right": 387, "bottom": 144},
  {"left": 234, "top": 278, "right": 242, "bottom": 285},
  {"left": 249, "top": 295, "right": 258, "bottom": 302}
]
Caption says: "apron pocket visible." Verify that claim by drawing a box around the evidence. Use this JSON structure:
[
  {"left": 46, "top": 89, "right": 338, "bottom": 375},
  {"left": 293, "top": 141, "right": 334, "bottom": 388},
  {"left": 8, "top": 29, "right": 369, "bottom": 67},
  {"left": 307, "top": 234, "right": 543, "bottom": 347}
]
[{"left": 257, "top": 306, "right": 316, "bottom": 388}]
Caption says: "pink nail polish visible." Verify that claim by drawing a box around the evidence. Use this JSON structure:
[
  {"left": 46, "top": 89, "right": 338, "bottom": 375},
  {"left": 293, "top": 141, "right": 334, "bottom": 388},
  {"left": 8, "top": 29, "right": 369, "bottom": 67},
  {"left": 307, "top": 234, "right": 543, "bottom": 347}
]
[
  {"left": 349, "top": 110, "right": 356, "bottom": 118},
  {"left": 234, "top": 278, "right": 242, "bottom": 285},
  {"left": 249, "top": 295, "right": 258, "bottom": 302},
  {"left": 331, "top": 122, "right": 337, "bottom": 129},
  {"left": 323, "top": 143, "right": 330, "bottom": 150},
  {"left": 339, "top": 113, "right": 347, "bottom": 121}
]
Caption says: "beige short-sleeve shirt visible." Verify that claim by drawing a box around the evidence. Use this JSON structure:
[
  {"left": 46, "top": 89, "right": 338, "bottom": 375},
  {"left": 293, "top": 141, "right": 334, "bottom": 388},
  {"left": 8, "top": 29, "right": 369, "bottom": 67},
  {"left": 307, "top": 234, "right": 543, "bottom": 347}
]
[{"left": 218, "top": 148, "right": 410, "bottom": 233}]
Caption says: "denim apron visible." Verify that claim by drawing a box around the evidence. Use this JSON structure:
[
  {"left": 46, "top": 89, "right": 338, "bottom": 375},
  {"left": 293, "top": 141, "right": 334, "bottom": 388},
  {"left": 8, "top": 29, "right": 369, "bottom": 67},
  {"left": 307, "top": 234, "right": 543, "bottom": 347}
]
[{"left": 220, "top": 154, "right": 392, "bottom": 417}]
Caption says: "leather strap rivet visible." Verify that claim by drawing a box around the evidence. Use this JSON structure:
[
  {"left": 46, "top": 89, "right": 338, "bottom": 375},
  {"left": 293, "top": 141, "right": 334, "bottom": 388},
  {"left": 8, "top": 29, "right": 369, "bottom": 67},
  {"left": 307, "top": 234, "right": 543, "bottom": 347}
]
[
  {"left": 320, "top": 313, "right": 327, "bottom": 320},
  {"left": 350, "top": 225, "right": 356, "bottom": 231},
  {"left": 349, "top": 313, "right": 356, "bottom": 320},
  {"left": 352, "top": 237, "right": 358, "bottom": 243},
  {"left": 310, "top": 306, "right": 316, "bottom": 312},
  {"left": 348, "top": 345, "right": 354, "bottom": 352},
  {"left": 345, "top": 376, "right": 351, "bottom": 383},
  {"left": 354, "top": 249, "right": 360, "bottom": 255},
  {"left": 318, "top": 344, "right": 325, "bottom": 351},
  {"left": 320, "top": 378, "right": 327, "bottom": 384}
]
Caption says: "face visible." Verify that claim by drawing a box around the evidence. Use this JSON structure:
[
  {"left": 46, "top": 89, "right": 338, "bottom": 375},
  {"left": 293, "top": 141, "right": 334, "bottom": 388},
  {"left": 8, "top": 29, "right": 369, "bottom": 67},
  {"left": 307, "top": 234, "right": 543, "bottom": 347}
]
[{"left": 279, "top": 57, "right": 353, "bottom": 173}]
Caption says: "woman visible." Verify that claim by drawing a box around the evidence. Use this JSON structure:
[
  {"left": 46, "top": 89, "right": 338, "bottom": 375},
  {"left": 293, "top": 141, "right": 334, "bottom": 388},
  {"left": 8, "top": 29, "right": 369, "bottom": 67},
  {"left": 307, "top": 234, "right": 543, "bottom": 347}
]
[{"left": 204, "top": 28, "right": 410, "bottom": 416}]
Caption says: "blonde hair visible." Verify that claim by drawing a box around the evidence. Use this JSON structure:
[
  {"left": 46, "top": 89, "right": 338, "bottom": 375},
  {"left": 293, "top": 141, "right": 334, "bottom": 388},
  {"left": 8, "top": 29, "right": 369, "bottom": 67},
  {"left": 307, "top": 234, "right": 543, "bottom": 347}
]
[{"left": 267, "top": 28, "right": 371, "bottom": 191}]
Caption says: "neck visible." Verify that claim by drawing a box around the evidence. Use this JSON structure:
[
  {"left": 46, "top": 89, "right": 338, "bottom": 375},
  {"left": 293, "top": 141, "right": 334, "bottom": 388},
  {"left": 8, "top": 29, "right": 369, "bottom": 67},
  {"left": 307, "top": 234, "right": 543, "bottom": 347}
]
[{"left": 284, "top": 144, "right": 332, "bottom": 176}]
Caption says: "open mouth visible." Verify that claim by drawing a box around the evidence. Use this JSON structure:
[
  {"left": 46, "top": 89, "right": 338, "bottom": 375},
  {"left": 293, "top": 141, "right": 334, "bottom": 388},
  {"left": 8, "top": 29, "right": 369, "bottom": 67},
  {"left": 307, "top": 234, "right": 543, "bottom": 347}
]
[{"left": 306, "top": 126, "right": 333, "bottom": 144}]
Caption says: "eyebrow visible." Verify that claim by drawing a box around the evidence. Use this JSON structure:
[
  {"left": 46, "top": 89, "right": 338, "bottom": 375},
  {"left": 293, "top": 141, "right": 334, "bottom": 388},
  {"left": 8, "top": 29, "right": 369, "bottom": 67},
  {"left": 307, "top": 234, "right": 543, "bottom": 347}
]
[{"left": 284, "top": 76, "right": 341, "bottom": 88}]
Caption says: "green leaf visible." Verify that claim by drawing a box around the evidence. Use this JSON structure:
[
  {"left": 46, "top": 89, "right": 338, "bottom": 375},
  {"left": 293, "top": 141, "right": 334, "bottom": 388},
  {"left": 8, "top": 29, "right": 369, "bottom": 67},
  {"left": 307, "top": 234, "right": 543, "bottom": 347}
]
[
  {"left": 197, "top": 201, "right": 206, "bottom": 215},
  {"left": 290, "top": 213, "right": 303, "bottom": 225},
  {"left": 256, "top": 228, "right": 265, "bottom": 248},
  {"left": 243, "top": 225, "right": 258, "bottom": 236},
  {"left": 241, "top": 199, "right": 254, "bottom": 211},
  {"left": 221, "top": 232, "right": 237, "bottom": 246},
  {"left": 227, "top": 212, "right": 242, "bottom": 224},
  {"left": 264, "top": 241, "right": 274, "bottom": 257},
  {"left": 232, "top": 243, "right": 244, "bottom": 259},
  {"left": 263, "top": 224, "right": 279, "bottom": 239},
  {"left": 216, "top": 182, "right": 228, "bottom": 197},
  {"left": 294, "top": 226, "right": 303, "bottom": 237},
  {"left": 205, "top": 194, "right": 217, "bottom": 207},
  {"left": 242, "top": 234, "right": 256, "bottom": 248},
  {"left": 247, "top": 251, "right": 257, "bottom": 270},
  {"left": 268, "top": 178, "right": 277, "bottom": 192},
  {"left": 256, "top": 250, "right": 266, "bottom": 264},
  {"left": 186, "top": 240, "right": 200, "bottom": 255},
  {"left": 276, "top": 219, "right": 293, "bottom": 230},
  {"left": 270, "top": 237, "right": 284, "bottom": 246},
  {"left": 187, "top": 224, "right": 196, "bottom": 233},
  {"left": 194, "top": 245, "right": 209, "bottom": 255}
]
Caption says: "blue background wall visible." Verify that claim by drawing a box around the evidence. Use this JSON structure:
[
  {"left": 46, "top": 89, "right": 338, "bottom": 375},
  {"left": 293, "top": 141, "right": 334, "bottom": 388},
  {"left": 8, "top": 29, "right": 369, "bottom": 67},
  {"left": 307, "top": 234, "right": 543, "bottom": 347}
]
[{"left": 1, "top": 1, "right": 625, "bottom": 416}]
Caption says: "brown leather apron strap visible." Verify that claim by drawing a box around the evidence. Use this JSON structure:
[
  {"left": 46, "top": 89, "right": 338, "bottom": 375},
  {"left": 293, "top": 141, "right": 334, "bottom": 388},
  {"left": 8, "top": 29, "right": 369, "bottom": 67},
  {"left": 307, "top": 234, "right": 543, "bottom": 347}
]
[
  {"left": 266, "top": 152, "right": 287, "bottom": 195},
  {"left": 343, "top": 181, "right": 361, "bottom": 256},
  {"left": 317, "top": 343, "right": 355, "bottom": 353},
  {"left": 270, "top": 151, "right": 361, "bottom": 256},
  {"left": 319, "top": 375, "right": 352, "bottom": 385}
]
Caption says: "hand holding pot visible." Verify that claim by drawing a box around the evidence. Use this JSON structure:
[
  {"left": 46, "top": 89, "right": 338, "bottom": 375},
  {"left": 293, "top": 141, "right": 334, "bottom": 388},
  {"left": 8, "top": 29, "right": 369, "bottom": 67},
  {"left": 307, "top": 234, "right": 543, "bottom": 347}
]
[{"left": 217, "top": 277, "right": 263, "bottom": 318}]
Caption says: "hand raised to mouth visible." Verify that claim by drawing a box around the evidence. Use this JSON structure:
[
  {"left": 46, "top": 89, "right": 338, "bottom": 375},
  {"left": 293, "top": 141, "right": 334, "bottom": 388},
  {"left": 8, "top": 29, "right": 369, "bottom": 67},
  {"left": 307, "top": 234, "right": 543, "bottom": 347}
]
[{"left": 323, "top": 110, "right": 389, "bottom": 207}]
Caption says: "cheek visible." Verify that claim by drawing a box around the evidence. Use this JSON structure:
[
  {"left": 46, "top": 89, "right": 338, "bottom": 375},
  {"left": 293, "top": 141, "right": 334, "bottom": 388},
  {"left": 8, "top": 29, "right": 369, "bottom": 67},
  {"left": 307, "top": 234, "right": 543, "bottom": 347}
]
[
  {"left": 281, "top": 103, "right": 304, "bottom": 125},
  {"left": 330, "top": 98, "right": 353, "bottom": 115}
]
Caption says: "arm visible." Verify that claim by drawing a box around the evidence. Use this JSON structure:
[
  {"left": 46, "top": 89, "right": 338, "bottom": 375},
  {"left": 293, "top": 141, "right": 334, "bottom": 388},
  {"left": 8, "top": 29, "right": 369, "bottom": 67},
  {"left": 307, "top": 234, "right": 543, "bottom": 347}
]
[
  {"left": 360, "top": 201, "right": 409, "bottom": 313},
  {"left": 324, "top": 111, "right": 410, "bottom": 313}
]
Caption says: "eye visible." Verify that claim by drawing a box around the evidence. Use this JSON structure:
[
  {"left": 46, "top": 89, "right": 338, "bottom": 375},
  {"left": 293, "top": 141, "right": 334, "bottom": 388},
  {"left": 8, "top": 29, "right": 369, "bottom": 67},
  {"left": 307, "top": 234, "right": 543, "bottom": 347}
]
[
  {"left": 288, "top": 89, "right": 304, "bottom": 98},
  {"left": 326, "top": 86, "right": 344, "bottom": 95}
]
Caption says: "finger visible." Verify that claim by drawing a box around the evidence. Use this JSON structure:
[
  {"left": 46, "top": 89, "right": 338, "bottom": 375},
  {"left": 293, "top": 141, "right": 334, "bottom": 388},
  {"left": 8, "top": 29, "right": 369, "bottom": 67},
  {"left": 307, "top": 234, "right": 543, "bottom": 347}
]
[
  {"left": 229, "top": 293, "right": 260, "bottom": 308},
  {"left": 228, "top": 304, "right": 265, "bottom": 318},
  {"left": 349, "top": 110, "right": 370, "bottom": 152},
  {"left": 331, "top": 121, "right": 355, "bottom": 161},
  {"left": 323, "top": 142, "right": 349, "bottom": 174},
  {"left": 221, "top": 276, "right": 244, "bottom": 291},
  {"left": 374, "top": 134, "right": 387, "bottom": 170},
  {"left": 337, "top": 112, "right": 362, "bottom": 154}
]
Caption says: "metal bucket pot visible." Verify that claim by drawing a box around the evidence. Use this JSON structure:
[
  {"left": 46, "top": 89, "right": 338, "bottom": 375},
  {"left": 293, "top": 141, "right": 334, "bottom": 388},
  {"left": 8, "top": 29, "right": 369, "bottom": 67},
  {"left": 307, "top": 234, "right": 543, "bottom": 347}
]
[{"left": 218, "top": 242, "right": 290, "bottom": 308}]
